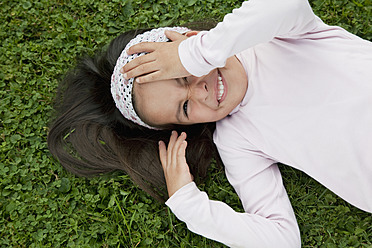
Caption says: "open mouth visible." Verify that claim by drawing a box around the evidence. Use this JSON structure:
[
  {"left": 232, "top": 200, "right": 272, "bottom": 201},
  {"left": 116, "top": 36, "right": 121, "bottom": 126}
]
[{"left": 217, "top": 70, "right": 226, "bottom": 103}]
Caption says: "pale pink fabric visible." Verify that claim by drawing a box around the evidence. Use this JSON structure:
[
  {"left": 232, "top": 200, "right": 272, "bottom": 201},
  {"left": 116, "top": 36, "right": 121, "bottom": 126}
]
[{"left": 166, "top": 0, "right": 372, "bottom": 247}]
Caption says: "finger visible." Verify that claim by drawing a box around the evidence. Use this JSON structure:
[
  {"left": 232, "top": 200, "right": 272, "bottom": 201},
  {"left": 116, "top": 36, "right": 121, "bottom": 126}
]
[
  {"left": 165, "top": 30, "right": 188, "bottom": 42},
  {"left": 177, "top": 140, "right": 187, "bottom": 164},
  {"left": 158, "top": 140, "right": 167, "bottom": 170},
  {"left": 135, "top": 70, "right": 166, "bottom": 84},
  {"left": 121, "top": 53, "right": 155, "bottom": 74},
  {"left": 168, "top": 131, "right": 178, "bottom": 149},
  {"left": 176, "top": 140, "right": 192, "bottom": 180},
  {"left": 127, "top": 42, "right": 162, "bottom": 55},
  {"left": 171, "top": 132, "right": 186, "bottom": 165},
  {"left": 167, "top": 131, "right": 178, "bottom": 163},
  {"left": 124, "top": 61, "right": 159, "bottom": 82}
]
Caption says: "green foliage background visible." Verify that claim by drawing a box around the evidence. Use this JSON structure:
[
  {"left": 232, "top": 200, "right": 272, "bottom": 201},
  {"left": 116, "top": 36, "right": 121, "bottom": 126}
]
[{"left": 1, "top": 0, "right": 371, "bottom": 247}]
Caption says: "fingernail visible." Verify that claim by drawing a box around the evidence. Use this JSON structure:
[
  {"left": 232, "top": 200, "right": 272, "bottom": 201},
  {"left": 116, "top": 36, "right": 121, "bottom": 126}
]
[{"left": 123, "top": 73, "right": 128, "bottom": 79}]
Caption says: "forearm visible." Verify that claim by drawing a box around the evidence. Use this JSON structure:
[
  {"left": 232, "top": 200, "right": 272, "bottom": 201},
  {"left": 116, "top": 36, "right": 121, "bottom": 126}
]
[
  {"left": 180, "top": 0, "right": 316, "bottom": 76},
  {"left": 166, "top": 182, "right": 300, "bottom": 248}
]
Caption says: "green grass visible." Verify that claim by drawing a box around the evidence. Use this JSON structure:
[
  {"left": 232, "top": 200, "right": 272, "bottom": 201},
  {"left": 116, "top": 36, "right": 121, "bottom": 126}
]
[{"left": 1, "top": 0, "right": 371, "bottom": 247}]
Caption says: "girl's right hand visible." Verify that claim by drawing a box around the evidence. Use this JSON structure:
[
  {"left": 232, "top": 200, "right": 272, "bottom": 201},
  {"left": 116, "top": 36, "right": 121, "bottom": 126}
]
[{"left": 159, "top": 131, "right": 193, "bottom": 198}]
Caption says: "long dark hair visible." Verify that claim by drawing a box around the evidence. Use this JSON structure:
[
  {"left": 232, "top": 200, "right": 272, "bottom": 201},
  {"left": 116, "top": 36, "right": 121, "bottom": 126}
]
[{"left": 47, "top": 29, "right": 219, "bottom": 202}]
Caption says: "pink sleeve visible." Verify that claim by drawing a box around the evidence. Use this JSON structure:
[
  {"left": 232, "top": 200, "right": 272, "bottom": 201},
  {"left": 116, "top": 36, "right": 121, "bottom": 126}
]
[
  {"left": 179, "top": 0, "right": 316, "bottom": 76},
  {"left": 165, "top": 124, "right": 300, "bottom": 247}
]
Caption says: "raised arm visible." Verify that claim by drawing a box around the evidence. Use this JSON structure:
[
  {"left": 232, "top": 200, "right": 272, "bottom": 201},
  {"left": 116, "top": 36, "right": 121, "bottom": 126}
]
[
  {"left": 122, "top": 0, "right": 316, "bottom": 82},
  {"left": 181, "top": 0, "right": 316, "bottom": 76}
]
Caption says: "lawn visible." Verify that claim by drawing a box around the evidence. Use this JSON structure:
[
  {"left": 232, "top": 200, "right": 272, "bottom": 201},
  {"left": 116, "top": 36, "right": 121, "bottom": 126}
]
[{"left": 1, "top": 0, "right": 371, "bottom": 247}]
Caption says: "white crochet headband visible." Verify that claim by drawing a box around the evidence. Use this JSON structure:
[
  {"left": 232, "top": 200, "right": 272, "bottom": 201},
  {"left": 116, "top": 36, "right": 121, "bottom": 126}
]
[{"left": 111, "top": 27, "right": 190, "bottom": 129}]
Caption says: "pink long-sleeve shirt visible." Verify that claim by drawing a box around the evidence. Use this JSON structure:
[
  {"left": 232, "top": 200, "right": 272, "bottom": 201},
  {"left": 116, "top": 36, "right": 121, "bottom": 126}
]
[{"left": 166, "top": 0, "right": 372, "bottom": 247}]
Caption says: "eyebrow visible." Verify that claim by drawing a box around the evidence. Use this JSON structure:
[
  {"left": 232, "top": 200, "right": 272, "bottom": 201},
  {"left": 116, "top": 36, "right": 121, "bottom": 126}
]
[
  {"left": 175, "top": 78, "right": 184, "bottom": 124},
  {"left": 176, "top": 103, "right": 182, "bottom": 123}
]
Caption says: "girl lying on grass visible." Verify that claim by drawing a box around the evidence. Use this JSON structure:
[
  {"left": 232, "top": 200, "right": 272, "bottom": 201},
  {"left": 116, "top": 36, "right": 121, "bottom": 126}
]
[{"left": 48, "top": 0, "right": 372, "bottom": 246}]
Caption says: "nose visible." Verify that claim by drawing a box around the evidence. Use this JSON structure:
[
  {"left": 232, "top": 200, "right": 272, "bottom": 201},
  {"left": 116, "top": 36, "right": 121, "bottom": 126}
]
[{"left": 189, "top": 80, "right": 209, "bottom": 102}]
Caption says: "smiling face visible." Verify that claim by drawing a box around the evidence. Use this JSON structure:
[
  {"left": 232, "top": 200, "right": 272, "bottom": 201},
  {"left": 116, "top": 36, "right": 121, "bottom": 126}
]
[{"left": 133, "top": 55, "right": 248, "bottom": 126}]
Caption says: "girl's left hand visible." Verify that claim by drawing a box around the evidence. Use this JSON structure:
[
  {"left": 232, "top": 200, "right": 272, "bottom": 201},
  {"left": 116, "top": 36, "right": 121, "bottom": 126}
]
[
  {"left": 121, "top": 30, "right": 191, "bottom": 83},
  {"left": 159, "top": 131, "right": 193, "bottom": 198}
]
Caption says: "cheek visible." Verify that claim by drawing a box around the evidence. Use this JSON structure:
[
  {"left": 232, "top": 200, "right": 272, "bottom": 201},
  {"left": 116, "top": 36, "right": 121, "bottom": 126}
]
[{"left": 190, "top": 105, "right": 222, "bottom": 122}]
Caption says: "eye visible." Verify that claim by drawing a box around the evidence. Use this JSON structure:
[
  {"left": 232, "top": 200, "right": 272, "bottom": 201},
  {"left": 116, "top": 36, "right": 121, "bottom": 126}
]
[
  {"left": 183, "top": 100, "right": 189, "bottom": 118},
  {"left": 183, "top": 77, "right": 188, "bottom": 84}
]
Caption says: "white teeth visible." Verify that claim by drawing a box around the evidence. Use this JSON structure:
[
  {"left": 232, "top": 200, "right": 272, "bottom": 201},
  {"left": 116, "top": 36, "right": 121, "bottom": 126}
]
[{"left": 217, "top": 73, "right": 224, "bottom": 101}]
